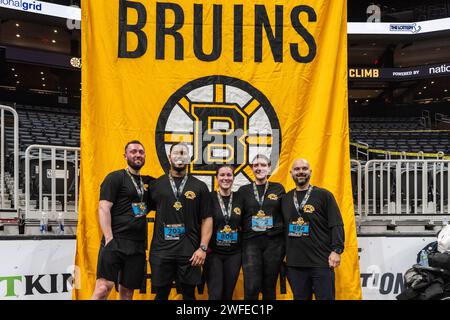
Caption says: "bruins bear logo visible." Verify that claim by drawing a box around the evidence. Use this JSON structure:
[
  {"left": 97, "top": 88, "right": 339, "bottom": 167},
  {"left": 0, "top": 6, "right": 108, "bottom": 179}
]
[
  {"left": 303, "top": 204, "right": 315, "bottom": 213},
  {"left": 233, "top": 207, "right": 241, "bottom": 215}
]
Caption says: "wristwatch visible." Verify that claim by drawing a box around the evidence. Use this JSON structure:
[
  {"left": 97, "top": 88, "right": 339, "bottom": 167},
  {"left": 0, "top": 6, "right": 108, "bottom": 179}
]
[
  {"left": 333, "top": 248, "right": 343, "bottom": 254},
  {"left": 200, "top": 244, "right": 208, "bottom": 252}
]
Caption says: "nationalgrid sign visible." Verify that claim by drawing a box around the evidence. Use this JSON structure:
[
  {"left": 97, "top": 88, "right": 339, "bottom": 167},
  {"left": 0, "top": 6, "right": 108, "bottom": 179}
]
[
  {"left": 0, "top": 0, "right": 42, "bottom": 12},
  {"left": 0, "top": 0, "right": 80, "bottom": 20}
]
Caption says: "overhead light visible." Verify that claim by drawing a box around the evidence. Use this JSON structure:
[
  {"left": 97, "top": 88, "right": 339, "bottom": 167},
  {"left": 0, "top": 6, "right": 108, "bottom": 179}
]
[
  {"left": 54, "top": 29, "right": 58, "bottom": 33},
  {"left": 15, "top": 23, "right": 20, "bottom": 27},
  {"left": 363, "top": 52, "right": 367, "bottom": 56},
  {"left": 51, "top": 40, "right": 56, "bottom": 43},
  {"left": 40, "top": 72, "right": 44, "bottom": 75},
  {"left": 41, "top": 78, "right": 45, "bottom": 80},
  {"left": 419, "top": 92, "right": 422, "bottom": 95},
  {"left": 16, "top": 81, "right": 20, "bottom": 84},
  {"left": 354, "top": 100, "right": 358, "bottom": 103},
  {"left": 445, "top": 89, "right": 448, "bottom": 92},
  {"left": 423, "top": 86, "right": 427, "bottom": 89},
  {"left": 14, "top": 74, "right": 18, "bottom": 77},
  {"left": 11, "top": 68, "right": 15, "bottom": 71},
  {"left": 16, "top": 34, "right": 20, "bottom": 38},
  {"left": 365, "top": 99, "right": 369, "bottom": 102},
  {"left": 42, "top": 84, "right": 46, "bottom": 87},
  {"left": 431, "top": 81, "right": 435, "bottom": 84}
]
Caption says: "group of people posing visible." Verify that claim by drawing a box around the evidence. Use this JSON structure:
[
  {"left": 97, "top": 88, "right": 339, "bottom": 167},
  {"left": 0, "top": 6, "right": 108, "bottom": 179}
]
[{"left": 91, "top": 141, "right": 345, "bottom": 301}]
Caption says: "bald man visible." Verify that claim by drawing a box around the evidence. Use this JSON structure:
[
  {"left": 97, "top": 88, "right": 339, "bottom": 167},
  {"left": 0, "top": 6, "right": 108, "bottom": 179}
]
[{"left": 281, "top": 159, "right": 344, "bottom": 300}]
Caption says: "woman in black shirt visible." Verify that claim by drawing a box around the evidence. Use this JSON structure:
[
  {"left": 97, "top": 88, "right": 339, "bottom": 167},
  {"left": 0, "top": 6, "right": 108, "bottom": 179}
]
[
  {"left": 204, "top": 165, "right": 242, "bottom": 300},
  {"left": 238, "top": 154, "right": 286, "bottom": 300}
]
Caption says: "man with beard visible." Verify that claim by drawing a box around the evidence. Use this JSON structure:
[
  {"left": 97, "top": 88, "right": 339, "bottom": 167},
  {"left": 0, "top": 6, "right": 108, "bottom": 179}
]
[
  {"left": 148, "top": 142, "right": 213, "bottom": 300},
  {"left": 281, "top": 158, "right": 344, "bottom": 300},
  {"left": 91, "top": 140, "right": 154, "bottom": 300}
]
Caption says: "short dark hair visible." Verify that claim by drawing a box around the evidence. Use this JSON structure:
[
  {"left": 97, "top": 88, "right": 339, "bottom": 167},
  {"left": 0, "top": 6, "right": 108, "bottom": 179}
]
[
  {"left": 251, "top": 154, "right": 271, "bottom": 166},
  {"left": 169, "top": 142, "right": 189, "bottom": 154},
  {"left": 216, "top": 164, "right": 235, "bottom": 176},
  {"left": 124, "top": 140, "right": 144, "bottom": 153}
]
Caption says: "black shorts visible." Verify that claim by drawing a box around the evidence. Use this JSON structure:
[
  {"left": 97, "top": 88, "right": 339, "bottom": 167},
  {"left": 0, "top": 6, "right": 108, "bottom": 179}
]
[
  {"left": 149, "top": 254, "right": 202, "bottom": 287},
  {"left": 96, "top": 237, "right": 146, "bottom": 290}
]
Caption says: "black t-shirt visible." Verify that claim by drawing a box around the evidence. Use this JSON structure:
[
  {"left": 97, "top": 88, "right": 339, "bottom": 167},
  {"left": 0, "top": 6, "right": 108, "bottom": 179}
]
[
  {"left": 148, "top": 174, "right": 213, "bottom": 258},
  {"left": 210, "top": 191, "right": 242, "bottom": 255},
  {"left": 281, "top": 186, "right": 344, "bottom": 267},
  {"left": 238, "top": 182, "right": 286, "bottom": 240},
  {"left": 99, "top": 169, "right": 154, "bottom": 241}
]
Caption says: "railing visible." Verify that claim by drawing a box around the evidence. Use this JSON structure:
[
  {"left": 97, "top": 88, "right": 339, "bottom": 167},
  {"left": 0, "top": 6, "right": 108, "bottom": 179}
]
[
  {"left": 349, "top": 141, "right": 450, "bottom": 160},
  {"left": 351, "top": 159, "right": 362, "bottom": 216},
  {"left": 24, "top": 145, "right": 80, "bottom": 221},
  {"left": 355, "top": 140, "right": 369, "bottom": 161},
  {"left": 350, "top": 159, "right": 450, "bottom": 217},
  {"left": 422, "top": 110, "right": 431, "bottom": 128},
  {"left": 0, "top": 105, "right": 19, "bottom": 211}
]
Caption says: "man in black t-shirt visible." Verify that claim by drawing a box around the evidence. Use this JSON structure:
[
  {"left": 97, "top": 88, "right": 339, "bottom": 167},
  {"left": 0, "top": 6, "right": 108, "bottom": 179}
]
[
  {"left": 281, "top": 158, "right": 345, "bottom": 300},
  {"left": 91, "top": 140, "right": 154, "bottom": 300},
  {"left": 148, "top": 142, "right": 213, "bottom": 300}
]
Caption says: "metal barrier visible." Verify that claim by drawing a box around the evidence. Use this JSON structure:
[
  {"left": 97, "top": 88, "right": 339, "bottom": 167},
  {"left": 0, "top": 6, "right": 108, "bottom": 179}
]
[
  {"left": 24, "top": 145, "right": 80, "bottom": 220},
  {"left": 362, "top": 159, "right": 450, "bottom": 216},
  {"left": 354, "top": 140, "right": 369, "bottom": 161},
  {"left": 0, "top": 105, "right": 19, "bottom": 211},
  {"left": 351, "top": 159, "right": 362, "bottom": 216}
]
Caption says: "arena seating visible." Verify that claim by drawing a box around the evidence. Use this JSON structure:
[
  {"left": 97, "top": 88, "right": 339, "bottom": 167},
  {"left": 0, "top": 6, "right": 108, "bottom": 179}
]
[
  {"left": 0, "top": 103, "right": 80, "bottom": 210},
  {"left": 350, "top": 116, "right": 450, "bottom": 155}
]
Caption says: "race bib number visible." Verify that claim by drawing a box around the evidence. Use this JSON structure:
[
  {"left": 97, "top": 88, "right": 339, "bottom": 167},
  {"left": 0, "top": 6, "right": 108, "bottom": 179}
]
[
  {"left": 251, "top": 215, "right": 273, "bottom": 232},
  {"left": 216, "top": 229, "right": 238, "bottom": 246},
  {"left": 131, "top": 202, "right": 148, "bottom": 217},
  {"left": 288, "top": 222, "right": 310, "bottom": 237},
  {"left": 164, "top": 224, "right": 185, "bottom": 240}
]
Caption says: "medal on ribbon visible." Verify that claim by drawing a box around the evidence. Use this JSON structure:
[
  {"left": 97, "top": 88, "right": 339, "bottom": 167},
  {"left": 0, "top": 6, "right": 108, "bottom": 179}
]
[{"left": 168, "top": 174, "right": 188, "bottom": 212}]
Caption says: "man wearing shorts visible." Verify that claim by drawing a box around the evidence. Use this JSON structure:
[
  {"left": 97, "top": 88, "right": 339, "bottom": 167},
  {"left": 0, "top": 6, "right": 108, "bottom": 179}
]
[{"left": 91, "top": 140, "right": 154, "bottom": 300}]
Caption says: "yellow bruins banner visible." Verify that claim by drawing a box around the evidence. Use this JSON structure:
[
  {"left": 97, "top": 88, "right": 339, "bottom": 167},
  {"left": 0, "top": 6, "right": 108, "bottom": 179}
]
[{"left": 75, "top": 0, "right": 361, "bottom": 299}]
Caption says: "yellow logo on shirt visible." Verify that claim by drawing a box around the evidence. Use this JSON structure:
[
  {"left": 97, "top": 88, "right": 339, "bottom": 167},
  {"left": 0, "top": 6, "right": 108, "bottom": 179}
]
[
  {"left": 267, "top": 193, "right": 278, "bottom": 200},
  {"left": 303, "top": 204, "right": 315, "bottom": 213},
  {"left": 233, "top": 207, "right": 241, "bottom": 215},
  {"left": 143, "top": 184, "right": 148, "bottom": 191},
  {"left": 184, "top": 191, "right": 196, "bottom": 200}
]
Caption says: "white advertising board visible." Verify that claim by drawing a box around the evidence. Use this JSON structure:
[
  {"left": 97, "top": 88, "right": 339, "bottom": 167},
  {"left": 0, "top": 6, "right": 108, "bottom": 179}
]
[
  {"left": 0, "top": 239, "right": 76, "bottom": 300},
  {"left": 0, "top": 236, "right": 439, "bottom": 300},
  {"left": 358, "top": 236, "right": 436, "bottom": 300}
]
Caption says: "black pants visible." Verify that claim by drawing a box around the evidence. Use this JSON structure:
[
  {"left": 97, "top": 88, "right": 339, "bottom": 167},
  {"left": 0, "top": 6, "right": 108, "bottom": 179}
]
[
  {"left": 287, "top": 266, "right": 335, "bottom": 300},
  {"left": 204, "top": 251, "right": 241, "bottom": 300},
  {"left": 154, "top": 283, "right": 196, "bottom": 300},
  {"left": 242, "top": 234, "right": 285, "bottom": 300}
]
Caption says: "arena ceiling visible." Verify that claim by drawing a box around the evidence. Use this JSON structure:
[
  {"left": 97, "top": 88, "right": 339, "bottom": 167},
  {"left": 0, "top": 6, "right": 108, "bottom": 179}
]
[{"left": 0, "top": 1, "right": 449, "bottom": 105}]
